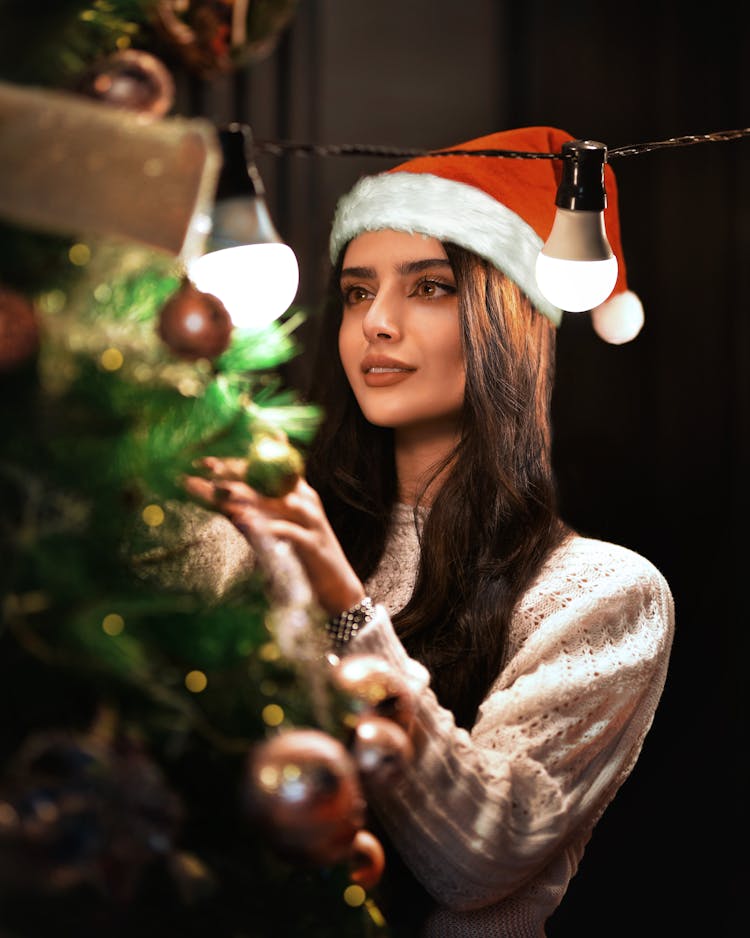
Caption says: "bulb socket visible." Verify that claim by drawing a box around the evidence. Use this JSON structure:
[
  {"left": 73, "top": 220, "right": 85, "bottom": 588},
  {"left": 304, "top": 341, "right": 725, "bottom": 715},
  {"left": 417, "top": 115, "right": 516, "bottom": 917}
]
[
  {"left": 217, "top": 123, "right": 265, "bottom": 199},
  {"left": 555, "top": 140, "right": 608, "bottom": 212}
]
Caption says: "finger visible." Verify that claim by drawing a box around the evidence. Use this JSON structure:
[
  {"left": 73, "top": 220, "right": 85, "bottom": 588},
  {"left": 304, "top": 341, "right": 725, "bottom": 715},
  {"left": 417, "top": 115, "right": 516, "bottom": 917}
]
[
  {"left": 253, "top": 516, "right": 317, "bottom": 549},
  {"left": 202, "top": 457, "right": 249, "bottom": 481},
  {"left": 183, "top": 476, "right": 258, "bottom": 513},
  {"left": 182, "top": 474, "right": 218, "bottom": 504},
  {"left": 213, "top": 481, "right": 258, "bottom": 505}
]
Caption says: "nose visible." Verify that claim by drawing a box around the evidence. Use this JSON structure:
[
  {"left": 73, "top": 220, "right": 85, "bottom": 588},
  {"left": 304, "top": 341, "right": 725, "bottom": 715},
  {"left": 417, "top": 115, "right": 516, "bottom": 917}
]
[{"left": 362, "top": 286, "right": 402, "bottom": 342}]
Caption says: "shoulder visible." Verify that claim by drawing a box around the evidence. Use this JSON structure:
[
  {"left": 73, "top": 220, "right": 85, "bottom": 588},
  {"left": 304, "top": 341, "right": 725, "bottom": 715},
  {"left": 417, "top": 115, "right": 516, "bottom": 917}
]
[
  {"left": 510, "top": 533, "right": 674, "bottom": 658},
  {"left": 530, "top": 533, "right": 671, "bottom": 601}
]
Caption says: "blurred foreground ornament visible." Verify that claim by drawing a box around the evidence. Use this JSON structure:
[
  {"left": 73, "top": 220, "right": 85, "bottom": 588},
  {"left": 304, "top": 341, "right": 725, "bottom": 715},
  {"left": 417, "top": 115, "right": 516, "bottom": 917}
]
[
  {"left": 193, "top": 435, "right": 305, "bottom": 497},
  {"left": 0, "top": 723, "right": 183, "bottom": 900},
  {"left": 0, "top": 82, "right": 220, "bottom": 261},
  {"left": 352, "top": 716, "right": 414, "bottom": 784},
  {"left": 348, "top": 828, "right": 386, "bottom": 890},
  {"left": 244, "top": 433, "right": 304, "bottom": 497},
  {"left": 244, "top": 729, "right": 366, "bottom": 867},
  {"left": 158, "top": 279, "right": 233, "bottom": 360},
  {"left": 152, "top": 0, "right": 301, "bottom": 77},
  {"left": 0, "top": 285, "right": 40, "bottom": 371},
  {"left": 76, "top": 49, "right": 175, "bottom": 118},
  {"left": 330, "top": 654, "right": 416, "bottom": 734}
]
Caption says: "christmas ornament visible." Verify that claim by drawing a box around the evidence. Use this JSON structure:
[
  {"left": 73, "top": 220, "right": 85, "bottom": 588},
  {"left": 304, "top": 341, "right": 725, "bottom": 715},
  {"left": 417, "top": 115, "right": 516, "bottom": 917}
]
[
  {"left": 158, "top": 279, "right": 233, "bottom": 360},
  {"left": 0, "top": 726, "right": 183, "bottom": 899},
  {"left": 348, "top": 828, "right": 386, "bottom": 890},
  {"left": 76, "top": 49, "right": 176, "bottom": 118},
  {"left": 0, "top": 286, "right": 39, "bottom": 371},
  {"left": 244, "top": 729, "right": 366, "bottom": 866},
  {"left": 245, "top": 434, "right": 304, "bottom": 497},
  {"left": 352, "top": 716, "right": 414, "bottom": 784},
  {"left": 152, "top": 0, "right": 300, "bottom": 78},
  {"left": 330, "top": 654, "right": 416, "bottom": 734}
]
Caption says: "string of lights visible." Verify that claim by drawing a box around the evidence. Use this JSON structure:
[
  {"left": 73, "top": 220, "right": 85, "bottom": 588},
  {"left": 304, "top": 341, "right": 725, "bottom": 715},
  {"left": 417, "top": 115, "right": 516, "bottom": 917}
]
[
  {"left": 198, "top": 124, "right": 750, "bottom": 339},
  {"left": 252, "top": 127, "right": 750, "bottom": 161}
]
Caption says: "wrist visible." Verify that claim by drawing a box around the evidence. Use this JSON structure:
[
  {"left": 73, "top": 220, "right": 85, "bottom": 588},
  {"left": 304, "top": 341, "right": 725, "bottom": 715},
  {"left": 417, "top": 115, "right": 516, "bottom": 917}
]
[{"left": 325, "top": 596, "right": 375, "bottom": 650}]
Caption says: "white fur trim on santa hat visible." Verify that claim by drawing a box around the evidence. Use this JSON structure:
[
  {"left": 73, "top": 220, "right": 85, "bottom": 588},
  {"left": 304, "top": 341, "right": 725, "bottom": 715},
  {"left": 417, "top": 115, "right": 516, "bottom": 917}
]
[
  {"left": 329, "top": 172, "right": 563, "bottom": 326},
  {"left": 591, "top": 290, "right": 644, "bottom": 344}
]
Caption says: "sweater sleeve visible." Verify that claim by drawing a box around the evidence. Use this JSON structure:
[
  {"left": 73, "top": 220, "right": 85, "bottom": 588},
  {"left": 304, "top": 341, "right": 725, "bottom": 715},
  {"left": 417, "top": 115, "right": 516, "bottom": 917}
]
[{"left": 347, "top": 537, "right": 675, "bottom": 911}]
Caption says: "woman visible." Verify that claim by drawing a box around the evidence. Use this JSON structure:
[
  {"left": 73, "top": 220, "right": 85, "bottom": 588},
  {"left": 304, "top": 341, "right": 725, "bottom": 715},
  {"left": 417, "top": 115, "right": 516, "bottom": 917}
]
[{"left": 186, "top": 126, "right": 674, "bottom": 936}]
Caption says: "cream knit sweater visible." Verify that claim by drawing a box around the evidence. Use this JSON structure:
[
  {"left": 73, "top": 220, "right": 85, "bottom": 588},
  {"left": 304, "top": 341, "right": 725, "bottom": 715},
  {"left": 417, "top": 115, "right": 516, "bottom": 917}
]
[{"left": 349, "top": 505, "right": 675, "bottom": 937}]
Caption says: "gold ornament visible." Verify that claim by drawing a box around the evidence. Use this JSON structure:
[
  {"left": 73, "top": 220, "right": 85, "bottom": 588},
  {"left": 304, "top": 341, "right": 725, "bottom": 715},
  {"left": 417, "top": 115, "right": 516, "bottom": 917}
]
[{"left": 244, "top": 434, "right": 304, "bottom": 497}]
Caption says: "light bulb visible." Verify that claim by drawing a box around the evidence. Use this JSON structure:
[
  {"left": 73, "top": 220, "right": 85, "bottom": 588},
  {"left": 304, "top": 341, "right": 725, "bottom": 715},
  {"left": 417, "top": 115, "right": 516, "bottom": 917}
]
[
  {"left": 187, "top": 124, "right": 299, "bottom": 330},
  {"left": 188, "top": 242, "right": 298, "bottom": 330},
  {"left": 536, "top": 140, "right": 617, "bottom": 312}
]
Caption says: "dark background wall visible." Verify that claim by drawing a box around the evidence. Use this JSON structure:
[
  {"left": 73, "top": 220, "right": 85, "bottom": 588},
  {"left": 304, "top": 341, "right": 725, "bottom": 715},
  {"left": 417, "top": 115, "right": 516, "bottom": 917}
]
[{"left": 187, "top": 2, "right": 749, "bottom": 934}]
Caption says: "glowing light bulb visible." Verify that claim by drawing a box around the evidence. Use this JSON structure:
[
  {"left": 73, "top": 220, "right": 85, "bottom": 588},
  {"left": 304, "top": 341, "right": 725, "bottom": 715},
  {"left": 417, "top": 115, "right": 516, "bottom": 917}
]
[
  {"left": 187, "top": 124, "right": 299, "bottom": 330},
  {"left": 188, "top": 241, "right": 298, "bottom": 330},
  {"left": 536, "top": 140, "right": 617, "bottom": 312}
]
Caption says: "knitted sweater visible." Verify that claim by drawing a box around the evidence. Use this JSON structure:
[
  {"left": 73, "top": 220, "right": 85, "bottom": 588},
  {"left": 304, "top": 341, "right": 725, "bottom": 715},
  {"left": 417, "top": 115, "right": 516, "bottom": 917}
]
[{"left": 348, "top": 505, "right": 675, "bottom": 937}]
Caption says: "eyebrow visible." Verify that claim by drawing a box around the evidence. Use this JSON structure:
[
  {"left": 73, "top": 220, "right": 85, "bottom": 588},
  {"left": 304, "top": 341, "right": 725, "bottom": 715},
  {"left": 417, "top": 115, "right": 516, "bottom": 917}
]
[{"left": 340, "top": 258, "right": 453, "bottom": 280}]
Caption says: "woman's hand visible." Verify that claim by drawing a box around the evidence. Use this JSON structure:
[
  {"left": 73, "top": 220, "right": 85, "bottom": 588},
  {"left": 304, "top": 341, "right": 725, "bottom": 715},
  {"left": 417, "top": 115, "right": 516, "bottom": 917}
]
[{"left": 183, "top": 458, "right": 366, "bottom": 617}]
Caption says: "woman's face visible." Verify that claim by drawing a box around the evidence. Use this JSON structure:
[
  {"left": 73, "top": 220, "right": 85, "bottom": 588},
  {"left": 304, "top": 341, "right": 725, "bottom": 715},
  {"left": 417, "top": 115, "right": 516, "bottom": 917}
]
[{"left": 338, "top": 230, "right": 465, "bottom": 437}]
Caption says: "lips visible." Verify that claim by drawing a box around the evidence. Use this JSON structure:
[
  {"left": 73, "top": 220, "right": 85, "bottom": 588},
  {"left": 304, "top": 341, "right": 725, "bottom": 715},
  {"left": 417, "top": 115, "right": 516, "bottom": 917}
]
[
  {"left": 361, "top": 355, "right": 414, "bottom": 373},
  {"left": 361, "top": 355, "right": 415, "bottom": 387}
]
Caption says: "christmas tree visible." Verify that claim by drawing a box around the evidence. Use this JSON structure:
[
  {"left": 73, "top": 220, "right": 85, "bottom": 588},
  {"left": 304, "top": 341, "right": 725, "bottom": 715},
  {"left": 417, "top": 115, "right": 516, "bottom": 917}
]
[{"left": 0, "top": 3, "right": 393, "bottom": 935}]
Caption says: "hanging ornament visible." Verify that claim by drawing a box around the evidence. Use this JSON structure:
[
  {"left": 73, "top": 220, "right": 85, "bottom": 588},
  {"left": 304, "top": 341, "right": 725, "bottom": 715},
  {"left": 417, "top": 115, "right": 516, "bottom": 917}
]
[
  {"left": 151, "top": 0, "right": 300, "bottom": 78},
  {"left": 158, "top": 279, "right": 233, "bottom": 361},
  {"left": 0, "top": 726, "right": 183, "bottom": 900},
  {"left": 348, "top": 828, "right": 386, "bottom": 891},
  {"left": 0, "top": 286, "right": 40, "bottom": 372},
  {"left": 330, "top": 654, "right": 416, "bottom": 734},
  {"left": 352, "top": 716, "right": 414, "bottom": 785},
  {"left": 244, "top": 433, "right": 305, "bottom": 497},
  {"left": 244, "top": 729, "right": 366, "bottom": 866},
  {"left": 190, "top": 436, "right": 304, "bottom": 497},
  {"left": 76, "top": 49, "right": 176, "bottom": 118}
]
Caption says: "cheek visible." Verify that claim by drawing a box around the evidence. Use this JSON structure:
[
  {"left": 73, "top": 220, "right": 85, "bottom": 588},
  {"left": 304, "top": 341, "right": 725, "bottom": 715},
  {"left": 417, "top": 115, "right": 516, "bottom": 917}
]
[
  {"left": 434, "top": 321, "right": 465, "bottom": 376},
  {"left": 338, "top": 320, "right": 359, "bottom": 384},
  {"left": 440, "top": 324, "right": 466, "bottom": 407}
]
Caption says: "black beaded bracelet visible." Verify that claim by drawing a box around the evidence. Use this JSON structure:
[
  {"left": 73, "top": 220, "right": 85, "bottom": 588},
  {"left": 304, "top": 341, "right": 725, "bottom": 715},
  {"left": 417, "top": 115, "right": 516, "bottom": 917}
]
[{"left": 325, "top": 596, "right": 375, "bottom": 649}]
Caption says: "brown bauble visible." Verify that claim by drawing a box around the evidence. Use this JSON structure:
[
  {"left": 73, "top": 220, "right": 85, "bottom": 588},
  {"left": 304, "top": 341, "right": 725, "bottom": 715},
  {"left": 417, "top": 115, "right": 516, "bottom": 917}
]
[
  {"left": 152, "top": 0, "right": 299, "bottom": 77},
  {"left": 158, "top": 281, "right": 232, "bottom": 361},
  {"left": 352, "top": 716, "right": 414, "bottom": 784},
  {"left": 330, "top": 654, "right": 416, "bottom": 734},
  {"left": 0, "top": 286, "right": 40, "bottom": 372},
  {"left": 244, "top": 729, "right": 366, "bottom": 866},
  {"left": 76, "top": 49, "right": 175, "bottom": 117},
  {"left": 348, "top": 828, "right": 386, "bottom": 890}
]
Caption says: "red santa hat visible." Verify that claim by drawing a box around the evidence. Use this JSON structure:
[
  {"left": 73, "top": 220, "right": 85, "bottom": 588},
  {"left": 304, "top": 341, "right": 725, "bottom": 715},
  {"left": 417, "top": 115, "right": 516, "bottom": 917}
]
[{"left": 329, "top": 126, "right": 644, "bottom": 344}]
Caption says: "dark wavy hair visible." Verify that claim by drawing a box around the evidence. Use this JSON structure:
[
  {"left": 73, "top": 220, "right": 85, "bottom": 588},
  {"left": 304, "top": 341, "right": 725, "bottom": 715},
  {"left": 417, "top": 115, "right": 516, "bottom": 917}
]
[{"left": 305, "top": 242, "right": 569, "bottom": 729}]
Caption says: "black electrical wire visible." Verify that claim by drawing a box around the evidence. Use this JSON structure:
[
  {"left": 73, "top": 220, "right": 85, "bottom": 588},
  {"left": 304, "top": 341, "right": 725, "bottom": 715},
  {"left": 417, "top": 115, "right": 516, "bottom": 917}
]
[{"left": 250, "top": 127, "right": 750, "bottom": 162}]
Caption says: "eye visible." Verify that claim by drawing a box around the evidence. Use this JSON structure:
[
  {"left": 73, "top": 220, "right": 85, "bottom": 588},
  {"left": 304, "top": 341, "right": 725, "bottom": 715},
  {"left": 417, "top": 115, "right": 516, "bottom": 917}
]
[
  {"left": 341, "top": 284, "right": 372, "bottom": 306},
  {"left": 412, "top": 277, "right": 456, "bottom": 299}
]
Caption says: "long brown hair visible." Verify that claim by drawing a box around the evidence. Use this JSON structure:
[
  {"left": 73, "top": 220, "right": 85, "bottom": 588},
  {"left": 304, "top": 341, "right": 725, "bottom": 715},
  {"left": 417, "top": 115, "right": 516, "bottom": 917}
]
[{"left": 305, "top": 243, "right": 568, "bottom": 728}]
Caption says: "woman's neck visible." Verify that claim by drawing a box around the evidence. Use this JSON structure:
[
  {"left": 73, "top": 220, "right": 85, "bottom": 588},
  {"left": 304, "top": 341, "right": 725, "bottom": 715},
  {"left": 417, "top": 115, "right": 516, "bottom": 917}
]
[{"left": 394, "top": 422, "right": 460, "bottom": 506}]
